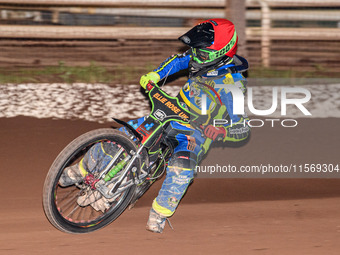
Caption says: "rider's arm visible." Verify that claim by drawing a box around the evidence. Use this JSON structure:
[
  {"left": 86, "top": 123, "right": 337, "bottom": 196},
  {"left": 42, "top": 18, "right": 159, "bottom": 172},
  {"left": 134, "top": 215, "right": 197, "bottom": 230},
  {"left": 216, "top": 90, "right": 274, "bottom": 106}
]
[
  {"left": 204, "top": 73, "right": 249, "bottom": 142},
  {"left": 153, "top": 51, "right": 191, "bottom": 80},
  {"left": 140, "top": 50, "right": 191, "bottom": 89}
]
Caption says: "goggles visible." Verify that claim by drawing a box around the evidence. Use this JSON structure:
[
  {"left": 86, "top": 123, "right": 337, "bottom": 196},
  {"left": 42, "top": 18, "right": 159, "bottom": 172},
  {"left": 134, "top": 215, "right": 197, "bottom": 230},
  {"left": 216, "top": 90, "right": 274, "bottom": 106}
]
[
  {"left": 192, "top": 30, "right": 237, "bottom": 64},
  {"left": 192, "top": 48, "right": 216, "bottom": 64}
]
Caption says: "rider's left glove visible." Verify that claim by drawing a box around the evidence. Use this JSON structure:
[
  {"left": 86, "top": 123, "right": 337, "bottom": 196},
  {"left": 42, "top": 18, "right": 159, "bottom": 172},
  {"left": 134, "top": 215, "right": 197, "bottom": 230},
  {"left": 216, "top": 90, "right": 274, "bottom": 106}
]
[
  {"left": 140, "top": 72, "right": 161, "bottom": 89},
  {"left": 203, "top": 125, "right": 227, "bottom": 142}
]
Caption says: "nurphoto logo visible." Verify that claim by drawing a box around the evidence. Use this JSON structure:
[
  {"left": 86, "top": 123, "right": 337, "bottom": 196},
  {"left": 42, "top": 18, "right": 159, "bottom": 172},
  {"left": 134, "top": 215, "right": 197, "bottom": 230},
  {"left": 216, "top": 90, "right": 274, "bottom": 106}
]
[{"left": 201, "top": 84, "right": 312, "bottom": 127}]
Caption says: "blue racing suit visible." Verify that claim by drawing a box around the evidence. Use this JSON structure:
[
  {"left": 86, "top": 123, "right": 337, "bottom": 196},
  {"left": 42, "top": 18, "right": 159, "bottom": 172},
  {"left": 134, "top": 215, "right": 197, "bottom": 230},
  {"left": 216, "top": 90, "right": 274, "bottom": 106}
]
[{"left": 125, "top": 50, "right": 251, "bottom": 217}]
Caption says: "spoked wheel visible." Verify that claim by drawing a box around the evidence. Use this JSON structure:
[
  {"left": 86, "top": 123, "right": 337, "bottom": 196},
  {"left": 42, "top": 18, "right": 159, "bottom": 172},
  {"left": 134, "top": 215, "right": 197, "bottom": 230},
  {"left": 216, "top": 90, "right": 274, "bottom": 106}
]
[{"left": 43, "top": 128, "right": 146, "bottom": 234}]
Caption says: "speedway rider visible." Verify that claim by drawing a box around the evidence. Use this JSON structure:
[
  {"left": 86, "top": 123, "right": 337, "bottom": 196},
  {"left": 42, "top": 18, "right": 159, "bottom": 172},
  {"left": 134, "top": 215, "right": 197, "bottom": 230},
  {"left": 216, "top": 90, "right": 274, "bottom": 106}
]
[
  {"left": 59, "top": 19, "right": 250, "bottom": 233},
  {"left": 140, "top": 18, "right": 250, "bottom": 233}
]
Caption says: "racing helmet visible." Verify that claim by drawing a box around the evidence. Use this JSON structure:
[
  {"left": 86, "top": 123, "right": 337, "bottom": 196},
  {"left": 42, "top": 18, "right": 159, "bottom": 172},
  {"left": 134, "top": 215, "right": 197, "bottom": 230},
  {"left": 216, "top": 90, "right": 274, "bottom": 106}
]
[{"left": 178, "top": 19, "right": 238, "bottom": 66}]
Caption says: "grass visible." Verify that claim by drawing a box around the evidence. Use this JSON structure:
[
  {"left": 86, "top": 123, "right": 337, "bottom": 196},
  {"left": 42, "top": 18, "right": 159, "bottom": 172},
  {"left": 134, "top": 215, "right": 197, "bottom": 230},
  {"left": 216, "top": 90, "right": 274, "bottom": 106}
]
[
  {"left": 0, "top": 61, "right": 338, "bottom": 84},
  {"left": 0, "top": 61, "right": 116, "bottom": 84},
  {"left": 0, "top": 61, "right": 159, "bottom": 84}
]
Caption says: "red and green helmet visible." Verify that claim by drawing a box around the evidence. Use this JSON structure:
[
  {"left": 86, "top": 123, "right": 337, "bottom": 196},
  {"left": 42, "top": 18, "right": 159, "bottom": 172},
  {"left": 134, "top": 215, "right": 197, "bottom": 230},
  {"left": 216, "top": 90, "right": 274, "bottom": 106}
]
[{"left": 179, "top": 19, "right": 238, "bottom": 64}]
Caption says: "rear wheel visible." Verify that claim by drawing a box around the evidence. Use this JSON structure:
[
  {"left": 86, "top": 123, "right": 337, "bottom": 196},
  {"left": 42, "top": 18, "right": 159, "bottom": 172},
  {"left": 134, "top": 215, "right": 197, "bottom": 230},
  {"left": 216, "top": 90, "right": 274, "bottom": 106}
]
[{"left": 43, "top": 128, "right": 144, "bottom": 234}]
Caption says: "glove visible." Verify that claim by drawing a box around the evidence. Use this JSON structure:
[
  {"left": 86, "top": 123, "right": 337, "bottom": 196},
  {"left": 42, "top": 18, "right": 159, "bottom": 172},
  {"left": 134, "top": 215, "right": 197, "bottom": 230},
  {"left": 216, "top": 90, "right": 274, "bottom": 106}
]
[
  {"left": 203, "top": 125, "right": 227, "bottom": 141},
  {"left": 139, "top": 72, "right": 161, "bottom": 89}
]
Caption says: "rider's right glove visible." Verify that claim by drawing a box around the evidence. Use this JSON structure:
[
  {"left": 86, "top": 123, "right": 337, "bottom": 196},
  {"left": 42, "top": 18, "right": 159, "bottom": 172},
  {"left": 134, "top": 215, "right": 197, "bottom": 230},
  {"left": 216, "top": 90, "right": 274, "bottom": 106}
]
[
  {"left": 203, "top": 125, "right": 227, "bottom": 142},
  {"left": 140, "top": 72, "right": 161, "bottom": 89}
]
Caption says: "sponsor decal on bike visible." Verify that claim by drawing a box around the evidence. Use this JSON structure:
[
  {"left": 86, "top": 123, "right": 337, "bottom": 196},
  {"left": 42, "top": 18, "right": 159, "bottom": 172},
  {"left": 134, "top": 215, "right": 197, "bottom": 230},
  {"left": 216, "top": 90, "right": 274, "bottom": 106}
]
[
  {"left": 153, "top": 92, "right": 168, "bottom": 104},
  {"left": 153, "top": 109, "right": 166, "bottom": 121},
  {"left": 136, "top": 125, "right": 151, "bottom": 137},
  {"left": 145, "top": 122, "right": 155, "bottom": 131},
  {"left": 152, "top": 92, "right": 190, "bottom": 121}
]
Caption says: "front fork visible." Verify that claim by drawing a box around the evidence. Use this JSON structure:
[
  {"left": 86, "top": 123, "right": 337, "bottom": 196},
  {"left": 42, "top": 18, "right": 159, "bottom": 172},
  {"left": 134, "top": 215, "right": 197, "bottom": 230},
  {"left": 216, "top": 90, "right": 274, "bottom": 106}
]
[
  {"left": 95, "top": 143, "right": 147, "bottom": 199},
  {"left": 94, "top": 117, "right": 163, "bottom": 199}
]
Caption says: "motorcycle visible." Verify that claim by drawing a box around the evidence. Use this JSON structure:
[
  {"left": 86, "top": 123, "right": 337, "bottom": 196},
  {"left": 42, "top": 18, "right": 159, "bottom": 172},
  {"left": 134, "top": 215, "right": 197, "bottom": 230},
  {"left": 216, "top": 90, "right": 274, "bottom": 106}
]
[{"left": 42, "top": 82, "right": 203, "bottom": 234}]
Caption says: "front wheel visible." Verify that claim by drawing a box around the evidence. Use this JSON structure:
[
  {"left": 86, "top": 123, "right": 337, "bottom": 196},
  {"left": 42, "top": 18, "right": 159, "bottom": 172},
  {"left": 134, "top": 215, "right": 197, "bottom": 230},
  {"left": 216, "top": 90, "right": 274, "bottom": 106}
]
[{"left": 43, "top": 128, "right": 145, "bottom": 234}]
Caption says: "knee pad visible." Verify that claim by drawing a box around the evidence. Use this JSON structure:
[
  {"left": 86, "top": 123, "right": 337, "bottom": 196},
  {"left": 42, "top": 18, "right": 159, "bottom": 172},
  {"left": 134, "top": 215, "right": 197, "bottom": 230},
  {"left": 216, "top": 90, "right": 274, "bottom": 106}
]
[{"left": 168, "top": 151, "right": 197, "bottom": 172}]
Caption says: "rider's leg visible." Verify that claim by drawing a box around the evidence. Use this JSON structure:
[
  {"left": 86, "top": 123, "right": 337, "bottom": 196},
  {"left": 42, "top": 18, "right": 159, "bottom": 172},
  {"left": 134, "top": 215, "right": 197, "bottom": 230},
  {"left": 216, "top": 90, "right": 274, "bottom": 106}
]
[
  {"left": 59, "top": 141, "right": 121, "bottom": 187},
  {"left": 147, "top": 154, "right": 196, "bottom": 233},
  {"left": 59, "top": 116, "right": 147, "bottom": 187},
  {"left": 59, "top": 116, "right": 149, "bottom": 212},
  {"left": 146, "top": 114, "right": 250, "bottom": 232},
  {"left": 146, "top": 151, "right": 196, "bottom": 233},
  {"left": 146, "top": 121, "right": 205, "bottom": 233}
]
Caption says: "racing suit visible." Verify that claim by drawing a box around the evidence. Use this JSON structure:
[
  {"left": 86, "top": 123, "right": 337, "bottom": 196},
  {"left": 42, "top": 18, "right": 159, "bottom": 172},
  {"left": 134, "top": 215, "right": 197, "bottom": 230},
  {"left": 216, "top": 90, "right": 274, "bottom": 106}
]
[{"left": 125, "top": 50, "right": 250, "bottom": 217}]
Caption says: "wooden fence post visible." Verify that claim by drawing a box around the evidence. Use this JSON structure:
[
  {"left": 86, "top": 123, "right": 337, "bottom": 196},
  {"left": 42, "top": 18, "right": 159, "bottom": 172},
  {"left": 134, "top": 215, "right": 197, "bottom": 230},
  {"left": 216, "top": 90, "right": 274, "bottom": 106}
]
[
  {"left": 260, "top": 0, "right": 271, "bottom": 67},
  {"left": 225, "top": 0, "right": 247, "bottom": 57}
]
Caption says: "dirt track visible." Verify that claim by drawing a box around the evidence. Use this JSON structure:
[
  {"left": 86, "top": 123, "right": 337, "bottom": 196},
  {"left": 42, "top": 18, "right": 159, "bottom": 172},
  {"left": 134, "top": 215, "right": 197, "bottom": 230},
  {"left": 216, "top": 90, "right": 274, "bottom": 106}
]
[
  {"left": 1, "top": 36, "right": 340, "bottom": 254},
  {"left": 0, "top": 116, "right": 340, "bottom": 254}
]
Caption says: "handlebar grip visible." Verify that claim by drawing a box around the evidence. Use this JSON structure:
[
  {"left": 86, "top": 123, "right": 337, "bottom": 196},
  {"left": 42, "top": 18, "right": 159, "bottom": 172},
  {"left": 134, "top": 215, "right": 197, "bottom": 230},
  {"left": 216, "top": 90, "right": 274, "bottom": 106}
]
[{"left": 146, "top": 82, "right": 155, "bottom": 91}]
